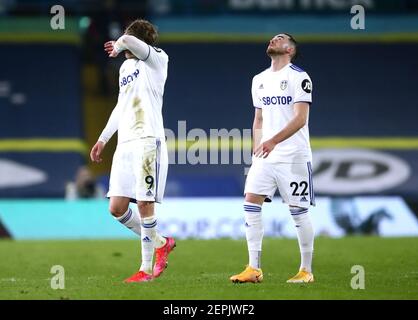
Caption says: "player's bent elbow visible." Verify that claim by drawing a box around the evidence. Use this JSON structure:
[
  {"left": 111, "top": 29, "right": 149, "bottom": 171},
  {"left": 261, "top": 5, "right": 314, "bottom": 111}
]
[
  {"left": 296, "top": 116, "right": 307, "bottom": 128},
  {"left": 121, "top": 35, "right": 139, "bottom": 47},
  {"left": 119, "top": 35, "right": 135, "bottom": 49},
  {"left": 119, "top": 35, "right": 129, "bottom": 44}
]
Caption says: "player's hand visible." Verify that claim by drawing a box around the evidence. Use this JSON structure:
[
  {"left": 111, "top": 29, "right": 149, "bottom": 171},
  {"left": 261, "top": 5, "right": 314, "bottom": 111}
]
[
  {"left": 254, "top": 139, "right": 276, "bottom": 158},
  {"left": 104, "top": 41, "right": 119, "bottom": 58},
  {"left": 90, "top": 141, "right": 105, "bottom": 163}
]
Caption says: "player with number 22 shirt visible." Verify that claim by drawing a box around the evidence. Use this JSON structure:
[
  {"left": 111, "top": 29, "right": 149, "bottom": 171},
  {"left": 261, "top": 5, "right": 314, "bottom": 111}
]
[{"left": 230, "top": 33, "right": 315, "bottom": 284}]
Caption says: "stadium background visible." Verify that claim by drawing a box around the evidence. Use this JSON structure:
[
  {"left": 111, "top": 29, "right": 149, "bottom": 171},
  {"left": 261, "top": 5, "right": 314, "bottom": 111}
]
[{"left": 0, "top": 0, "right": 417, "bottom": 300}]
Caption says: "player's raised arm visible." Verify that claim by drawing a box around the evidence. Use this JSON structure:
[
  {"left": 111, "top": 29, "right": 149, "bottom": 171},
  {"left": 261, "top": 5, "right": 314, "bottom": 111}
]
[
  {"left": 113, "top": 35, "right": 150, "bottom": 60},
  {"left": 105, "top": 33, "right": 165, "bottom": 69}
]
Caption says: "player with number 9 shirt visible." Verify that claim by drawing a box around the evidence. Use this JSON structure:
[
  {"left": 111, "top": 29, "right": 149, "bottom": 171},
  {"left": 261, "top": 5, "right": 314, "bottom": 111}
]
[{"left": 90, "top": 19, "right": 175, "bottom": 283}]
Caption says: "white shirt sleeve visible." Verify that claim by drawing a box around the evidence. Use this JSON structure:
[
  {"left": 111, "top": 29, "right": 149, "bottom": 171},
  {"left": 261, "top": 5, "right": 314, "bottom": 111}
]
[
  {"left": 113, "top": 35, "right": 165, "bottom": 68},
  {"left": 294, "top": 72, "right": 313, "bottom": 104},
  {"left": 98, "top": 102, "right": 121, "bottom": 144},
  {"left": 251, "top": 76, "right": 263, "bottom": 109}
]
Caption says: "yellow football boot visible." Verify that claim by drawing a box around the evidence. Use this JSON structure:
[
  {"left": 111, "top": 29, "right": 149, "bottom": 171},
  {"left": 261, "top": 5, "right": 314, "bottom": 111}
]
[
  {"left": 230, "top": 265, "right": 263, "bottom": 283},
  {"left": 286, "top": 268, "right": 314, "bottom": 283}
]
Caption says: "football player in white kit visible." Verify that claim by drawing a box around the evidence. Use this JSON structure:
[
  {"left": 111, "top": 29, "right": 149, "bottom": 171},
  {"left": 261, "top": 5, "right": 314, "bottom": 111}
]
[
  {"left": 230, "top": 33, "right": 315, "bottom": 284},
  {"left": 90, "top": 19, "right": 175, "bottom": 283}
]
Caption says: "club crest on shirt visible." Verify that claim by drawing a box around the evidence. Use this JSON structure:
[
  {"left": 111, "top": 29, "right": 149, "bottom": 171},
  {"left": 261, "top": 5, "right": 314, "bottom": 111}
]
[
  {"left": 280, "top": 80, "right": 288, "bottom": 90},
  {"left": 258, "top": 84, "right": 264, "bottom": 89}
]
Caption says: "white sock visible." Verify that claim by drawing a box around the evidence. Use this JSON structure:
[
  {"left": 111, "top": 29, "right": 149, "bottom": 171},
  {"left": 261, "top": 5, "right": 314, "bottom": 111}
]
[
  {"left": 244, "top": 202, "right": 263, "bottom": 269},
  {"left": 115, "top": 208, "right": 141, "bottom": 236},
  {"left": 141, "top": 216, "right": 166, "bottom": 249},
  {"left": 139, "top": 216, "right": 159, "bottom": 274},
  {"left": 290, "top": 207, "right": 314, "bottom": 273}
]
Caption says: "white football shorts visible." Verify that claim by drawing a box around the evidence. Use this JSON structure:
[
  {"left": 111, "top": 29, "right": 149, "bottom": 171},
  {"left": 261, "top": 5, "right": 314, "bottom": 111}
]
[
  {"left": 244, "top": 158, "right": 315, "bottom": 208},
  {"left": 107, "top": 137, "right": 168, "bottom": 203}
]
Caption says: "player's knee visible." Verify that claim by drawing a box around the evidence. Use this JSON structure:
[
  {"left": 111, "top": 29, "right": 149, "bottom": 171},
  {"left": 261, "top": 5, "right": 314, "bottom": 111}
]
[
  {"left": 290, "top": 206, "right": 308, "bottom": 213},
  {"left": 109, "top": 204, "right": 128, "bottom": 217},
  {"left": 245, "top": 193, "right": 265, "bottom": 205},
  {"left": 137, "top": 201, "right": 154, "bottom": 215},
  {"left": 289, "top": 206, "right": 309, "bottom": 220}
]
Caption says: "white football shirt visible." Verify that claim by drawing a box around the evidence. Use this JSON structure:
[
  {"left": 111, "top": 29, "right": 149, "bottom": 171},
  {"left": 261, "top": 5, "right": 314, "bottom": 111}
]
[
  {"left": 251, "top": 63, "right": 313, "bottom": 163},
  {"left": 99, "top": 36, "right": 168, "bottom": 144}
]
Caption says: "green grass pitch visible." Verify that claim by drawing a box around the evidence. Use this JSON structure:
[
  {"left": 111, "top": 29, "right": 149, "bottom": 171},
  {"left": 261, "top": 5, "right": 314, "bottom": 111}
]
[{"left": 0, "top": 237, "right": 417, "bottom": 300}]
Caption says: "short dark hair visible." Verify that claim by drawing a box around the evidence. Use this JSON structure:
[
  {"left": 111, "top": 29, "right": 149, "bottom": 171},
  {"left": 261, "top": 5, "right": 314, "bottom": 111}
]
[
  {"left": 283, "top": 33, "right": 298, "bottom": 61},
  {"left": 125, "top": 19, "right": 158, "bottom": 46}
]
